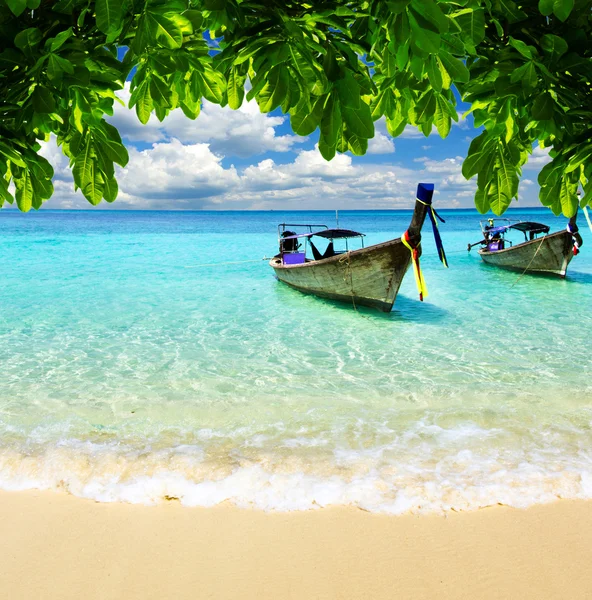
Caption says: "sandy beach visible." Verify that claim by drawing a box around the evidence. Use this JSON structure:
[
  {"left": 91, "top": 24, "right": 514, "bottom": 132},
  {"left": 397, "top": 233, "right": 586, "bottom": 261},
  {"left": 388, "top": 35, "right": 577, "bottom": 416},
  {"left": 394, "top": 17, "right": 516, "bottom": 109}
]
[{"left": 1, "top": 492, "right": 592, "bottom": 600}]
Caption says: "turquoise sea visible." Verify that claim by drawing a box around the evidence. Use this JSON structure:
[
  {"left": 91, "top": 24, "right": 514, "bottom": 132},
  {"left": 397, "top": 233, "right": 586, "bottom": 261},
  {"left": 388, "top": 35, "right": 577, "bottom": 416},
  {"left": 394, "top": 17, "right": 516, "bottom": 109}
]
[{"left": 1, "top": 208, "right": 591, "bottom": 512}]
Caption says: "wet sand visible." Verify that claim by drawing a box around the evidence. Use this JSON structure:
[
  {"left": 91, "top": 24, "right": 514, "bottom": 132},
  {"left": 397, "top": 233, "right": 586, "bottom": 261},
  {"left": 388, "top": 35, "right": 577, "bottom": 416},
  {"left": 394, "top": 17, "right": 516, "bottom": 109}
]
[{"left": 2, "top": 491, "right": 592, "bottom": 600}]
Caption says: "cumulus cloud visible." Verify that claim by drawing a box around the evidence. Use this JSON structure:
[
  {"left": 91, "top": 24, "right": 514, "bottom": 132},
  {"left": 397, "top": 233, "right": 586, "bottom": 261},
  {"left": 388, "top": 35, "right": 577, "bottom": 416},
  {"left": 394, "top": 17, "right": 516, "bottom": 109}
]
[
  {"left": 107, "top": 84, "right": 305, "bottom": 157},
  {"left": 525, "top": 145, "right": 552, "bottom": 168},
  {"left": 367, "top": 132, "right": 395, "bottom": 154},
  {"left": 41, "top": 135, "right": 490, "bottom": 210},
  {"left": 33, "top": 95, "right": 545, "bottom": 212}
]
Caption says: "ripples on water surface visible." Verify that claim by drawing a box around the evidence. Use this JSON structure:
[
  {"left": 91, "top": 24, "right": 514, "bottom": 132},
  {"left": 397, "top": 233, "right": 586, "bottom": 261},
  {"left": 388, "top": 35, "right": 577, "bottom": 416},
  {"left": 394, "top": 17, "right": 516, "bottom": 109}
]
[{"left": 0, "top": 208, "right": 591, "bottom": 512}]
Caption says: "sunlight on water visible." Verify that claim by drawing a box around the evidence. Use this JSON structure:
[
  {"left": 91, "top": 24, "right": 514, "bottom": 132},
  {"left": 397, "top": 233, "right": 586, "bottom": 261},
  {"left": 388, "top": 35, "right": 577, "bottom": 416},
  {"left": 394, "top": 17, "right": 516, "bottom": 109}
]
[{"left": 0, "top": 209, "right": 591, "bottom": 512}]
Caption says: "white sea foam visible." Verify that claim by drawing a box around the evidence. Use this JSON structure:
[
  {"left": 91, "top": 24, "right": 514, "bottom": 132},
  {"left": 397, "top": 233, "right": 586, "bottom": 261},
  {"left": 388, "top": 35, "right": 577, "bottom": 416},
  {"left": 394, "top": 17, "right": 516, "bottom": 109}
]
[{"left": 1, "top": 426, "right": 592, "bottom": 513}]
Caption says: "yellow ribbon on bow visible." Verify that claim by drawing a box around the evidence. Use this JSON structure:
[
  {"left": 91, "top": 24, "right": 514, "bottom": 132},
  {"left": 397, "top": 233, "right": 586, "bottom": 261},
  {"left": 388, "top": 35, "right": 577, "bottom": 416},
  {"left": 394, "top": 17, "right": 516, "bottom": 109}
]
[{"left": 401, "top": 231, "right": 428, "bottom": 301}]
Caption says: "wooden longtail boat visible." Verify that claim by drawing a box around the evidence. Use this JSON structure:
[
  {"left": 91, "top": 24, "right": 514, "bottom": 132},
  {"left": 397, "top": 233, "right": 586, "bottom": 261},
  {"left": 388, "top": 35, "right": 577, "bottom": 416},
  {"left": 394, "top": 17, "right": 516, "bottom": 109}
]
[
  {"left": 269, "top": 183, "right": 447, "bottom": 312},
  {"left": 468, "top": 216, "right": 583, "bottom": 277}
]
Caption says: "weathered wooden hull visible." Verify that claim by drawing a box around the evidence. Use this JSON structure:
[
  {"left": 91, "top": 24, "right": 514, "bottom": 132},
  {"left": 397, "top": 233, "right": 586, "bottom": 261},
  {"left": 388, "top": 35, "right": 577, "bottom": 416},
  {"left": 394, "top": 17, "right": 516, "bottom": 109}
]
[
  {"left": 270, "top": 238, "right": 412, "bottom": 312},
  {"left": 478, "top": 230, "right": 574, "bottom": 277}
]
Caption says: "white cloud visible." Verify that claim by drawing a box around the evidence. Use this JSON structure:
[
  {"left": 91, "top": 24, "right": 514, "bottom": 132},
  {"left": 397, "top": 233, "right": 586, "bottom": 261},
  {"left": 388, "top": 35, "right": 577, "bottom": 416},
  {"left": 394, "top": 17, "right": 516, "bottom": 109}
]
[
  {"left": 107, "top": 84, "right": 305, "bottom": 157},
  {"left": 41, "top": 136, "right": 491, "bottom": 210},
  {"left": 367, "top": 132, "right": 395, "bottom": 154},
  {"left": 525, "top": 145, "right": 552, "bottom": 169},
  {"left": 117, "top": 139, "right": 239, "bottom": 205}
]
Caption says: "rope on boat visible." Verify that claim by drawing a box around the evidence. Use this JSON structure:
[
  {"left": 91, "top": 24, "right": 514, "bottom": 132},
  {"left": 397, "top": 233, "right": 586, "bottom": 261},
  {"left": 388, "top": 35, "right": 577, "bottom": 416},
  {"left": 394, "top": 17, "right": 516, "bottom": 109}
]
[
  {"left": 338, "top": 251, "right": 359, "bottom": 312},
  {"left": 510, "top": 236, "right": 547, "bottom": 288},
  {"left": 338, "top": 251, "right": 381, "bottom": 323},
  {"left": 184, "top": 257, "right": 272, "bottom": 269}
]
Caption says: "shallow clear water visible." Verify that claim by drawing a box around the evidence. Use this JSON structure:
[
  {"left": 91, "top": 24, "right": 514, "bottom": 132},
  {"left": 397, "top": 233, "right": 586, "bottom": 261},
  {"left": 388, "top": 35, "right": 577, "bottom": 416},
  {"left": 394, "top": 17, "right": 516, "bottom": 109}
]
[{"left": 1, "top": 208, "right": 591, "bottom": 512}]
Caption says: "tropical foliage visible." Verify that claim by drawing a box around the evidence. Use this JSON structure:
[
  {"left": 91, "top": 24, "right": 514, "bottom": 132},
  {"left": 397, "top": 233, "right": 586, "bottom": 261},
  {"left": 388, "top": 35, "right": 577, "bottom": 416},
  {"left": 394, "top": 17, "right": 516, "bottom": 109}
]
[{"left": 0, "top": 0, "right": 590, "bottom": 215}]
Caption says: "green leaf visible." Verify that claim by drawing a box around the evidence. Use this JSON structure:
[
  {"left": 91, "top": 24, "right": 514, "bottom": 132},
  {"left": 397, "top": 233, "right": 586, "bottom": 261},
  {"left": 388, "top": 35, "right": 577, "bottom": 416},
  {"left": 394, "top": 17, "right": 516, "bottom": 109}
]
[
  {"left": 408, "top": 10, "right": 440, "bottom": 54},
  {"left": 73, "top": 136, "right": 93, "bottom": 189},
  {"left": 103, "top": 177, "right": 118, "bottom": 202},
  {"left": 96, "top": 0, "right": 123, "bottom": 35},
  {"left": 14, "top": 28, "right": 42, "bottom": 54},
  {"left": 496, "top": 148, "right": 519, "bottom": 199},
  {"left": 453, "top": 8, "right": 485, "bottom": 46},
  {"left": 335, "top": 71, "right": 361, "bottom": 109},
  {"left": 15, "top": 170, "right": 34, "bottom": 212},
  {"left": 0, "top": 176, "right": 14, "bottom": 207},
  {"left": 5, "top": 0, "right": 27, "bottom": 16},
  {"left": 147, "top": 12, "right": 183, "bottom": 49},
  {"left": 32, "top": 87, "right": 56, "bottom": 114},
  {"left": 322, "top": 46, "right": 340, "bottom": 82},
  {"left": 540, "top": 34, "right": 568, "bottom": 58},
  {"left": 434, "top": 93, "right": 452, "bottom": 137},
  {"left": 47, "top": 54, "right": 74, "bottom": 80},
  {"left": 387, "top": 0, "right": 411, "bottom": 14},
  {"left": 342, "top": 103, "right": 374, "bottom": 139},
  {"left": 97, "top": 122, "right": 129, "bottom": 167},
  {"left": 382, "top": 47, "right": 396, "bottom": 78},
  {"left": 489, "top": 176, "right": 512, "bottom": 215},
  {"left": 290, "top": 96, "right": 325, "bottom": 136},
  {"left": 52, "top": 0, "right": 85, "bottom": 14},
  {"left": 510, "top": 61, "right": 538, "bottom": 89},
  {"left": 439, "top": 50, "right": 469, "bottom": 83},
  {"left": 256, "top": 67, "right": 288, "bottom": 113},
  {"left": 475, "top": 188, "right": 489, "bottom": 213},
  {"left": 150, "top": 74, "right": 173, "bottom": 109},
  {"left": 204, "top": 0, "right": 225, "bottom": 9},
  {"left": 427, "top": 55, "right": 442, "bottom": 92},
  {"left": 319, "top": 94, "right": 341, "bottom": 159},
  {"left": 538, "top": 0, "right": 554, "bottom": 15},
  {"left": 540, "top": 176, "right": 561, "bottom": 209},
  {"left": 227, "top": 67, "right": 245, "bottom": 110},
  {"left": 393, "top": 12, "right": 410, "bottom": 48},
  {"left": 49, "top": 28, "right": 73, "bottom": 52},
  {"left": 410, "top": 0, "right": 448, "bottom": 34},
  {"left": 411, "top": 90, "right": 436, "bottom": 127},
  {"left": 199, "top": 68, "right": 226, "bottom": 104},
  {"left": 82, "top": 163, "right": 105, "bottom": 206},
  {"left": 134, "top": 82, "right": 154, "bottom": 124},
  {"left": 183, "top": 10, "right": 204, "bottom": 31},
  {"left": 553, "top": 0, "right": 574, "bottom": 21},
  {"left": 0, "top": 141, "right": 26, "bottom": 167},
  {"left": 462, "top": 133, "right": 494, "bottom": 179},
  {"left": 509, "top": 38, "right": 534, "bottom": 59},
  {"left": 346, "top": 132, "right": 368, "bottom": 155},
  {"left": 497, "top": 0, "right": 527, "bottom": 23},
  {"left": 559, "top": 176, "right": 578, "bottom": 215},
  {"left": 565, "top": 146, "right": 592, "bottom": 173},
  {"left": 385, "top": 97, "right": 408, "bottom": 137},
  {"left": 435, "top": 56, "right": 452, "bottom": 90},
  {"left": 395, "top": 41, "right": 409, "bottom": 71},
  {"left": 532, "top": 93, "right": 555, "bottom": 120}
]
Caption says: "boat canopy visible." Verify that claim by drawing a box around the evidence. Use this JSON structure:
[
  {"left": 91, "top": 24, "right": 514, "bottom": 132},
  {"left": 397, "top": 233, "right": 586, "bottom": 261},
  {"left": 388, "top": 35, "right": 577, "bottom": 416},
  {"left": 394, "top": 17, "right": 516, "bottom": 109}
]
[
  {"left": 281, "top": 228, "right": 365, "bottom": 240},
  {"left": 509, "top": 222, "right": 550, "bottom": 235},
  {"left": 486, "top": 226, "right": 510, "bottom": 235}
]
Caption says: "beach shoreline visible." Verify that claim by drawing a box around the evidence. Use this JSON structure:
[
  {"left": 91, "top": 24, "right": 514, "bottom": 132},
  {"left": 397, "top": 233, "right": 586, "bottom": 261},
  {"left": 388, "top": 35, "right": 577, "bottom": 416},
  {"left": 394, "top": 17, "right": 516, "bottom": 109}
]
[{"left": 2, "top": 490, "right": 592, "bottom": 600}]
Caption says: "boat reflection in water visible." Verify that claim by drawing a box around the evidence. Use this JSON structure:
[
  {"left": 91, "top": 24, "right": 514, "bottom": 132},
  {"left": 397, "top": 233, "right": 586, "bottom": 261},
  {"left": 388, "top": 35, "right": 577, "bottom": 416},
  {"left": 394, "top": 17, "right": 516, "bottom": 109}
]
[{"left": 269, "top": 183, "right": 448, "bottom": 312}]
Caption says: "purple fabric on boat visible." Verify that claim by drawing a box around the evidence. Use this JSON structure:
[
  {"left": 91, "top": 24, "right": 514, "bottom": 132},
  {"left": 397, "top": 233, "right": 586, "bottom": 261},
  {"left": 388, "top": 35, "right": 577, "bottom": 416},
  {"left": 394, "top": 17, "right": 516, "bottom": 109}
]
[
  {"left": 283, "top": 252, "right": 306, "bottom": 264},
  {"left": 488, "top": 241, "right": 503, "bottom": 252}
]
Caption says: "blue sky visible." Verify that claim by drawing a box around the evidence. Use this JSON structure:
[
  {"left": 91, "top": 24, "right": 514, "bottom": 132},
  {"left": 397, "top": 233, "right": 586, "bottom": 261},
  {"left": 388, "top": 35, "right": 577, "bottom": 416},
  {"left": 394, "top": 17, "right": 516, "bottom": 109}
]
[{"left": 40, "top": 87, "right": 550, "bottom": 211}]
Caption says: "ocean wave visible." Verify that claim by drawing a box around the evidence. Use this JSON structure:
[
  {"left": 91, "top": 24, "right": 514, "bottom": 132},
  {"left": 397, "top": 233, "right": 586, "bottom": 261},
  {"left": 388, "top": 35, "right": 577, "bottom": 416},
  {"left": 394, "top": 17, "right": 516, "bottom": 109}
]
[{"left": 1, "top": 427, "right": 592, "bottom": 513}]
